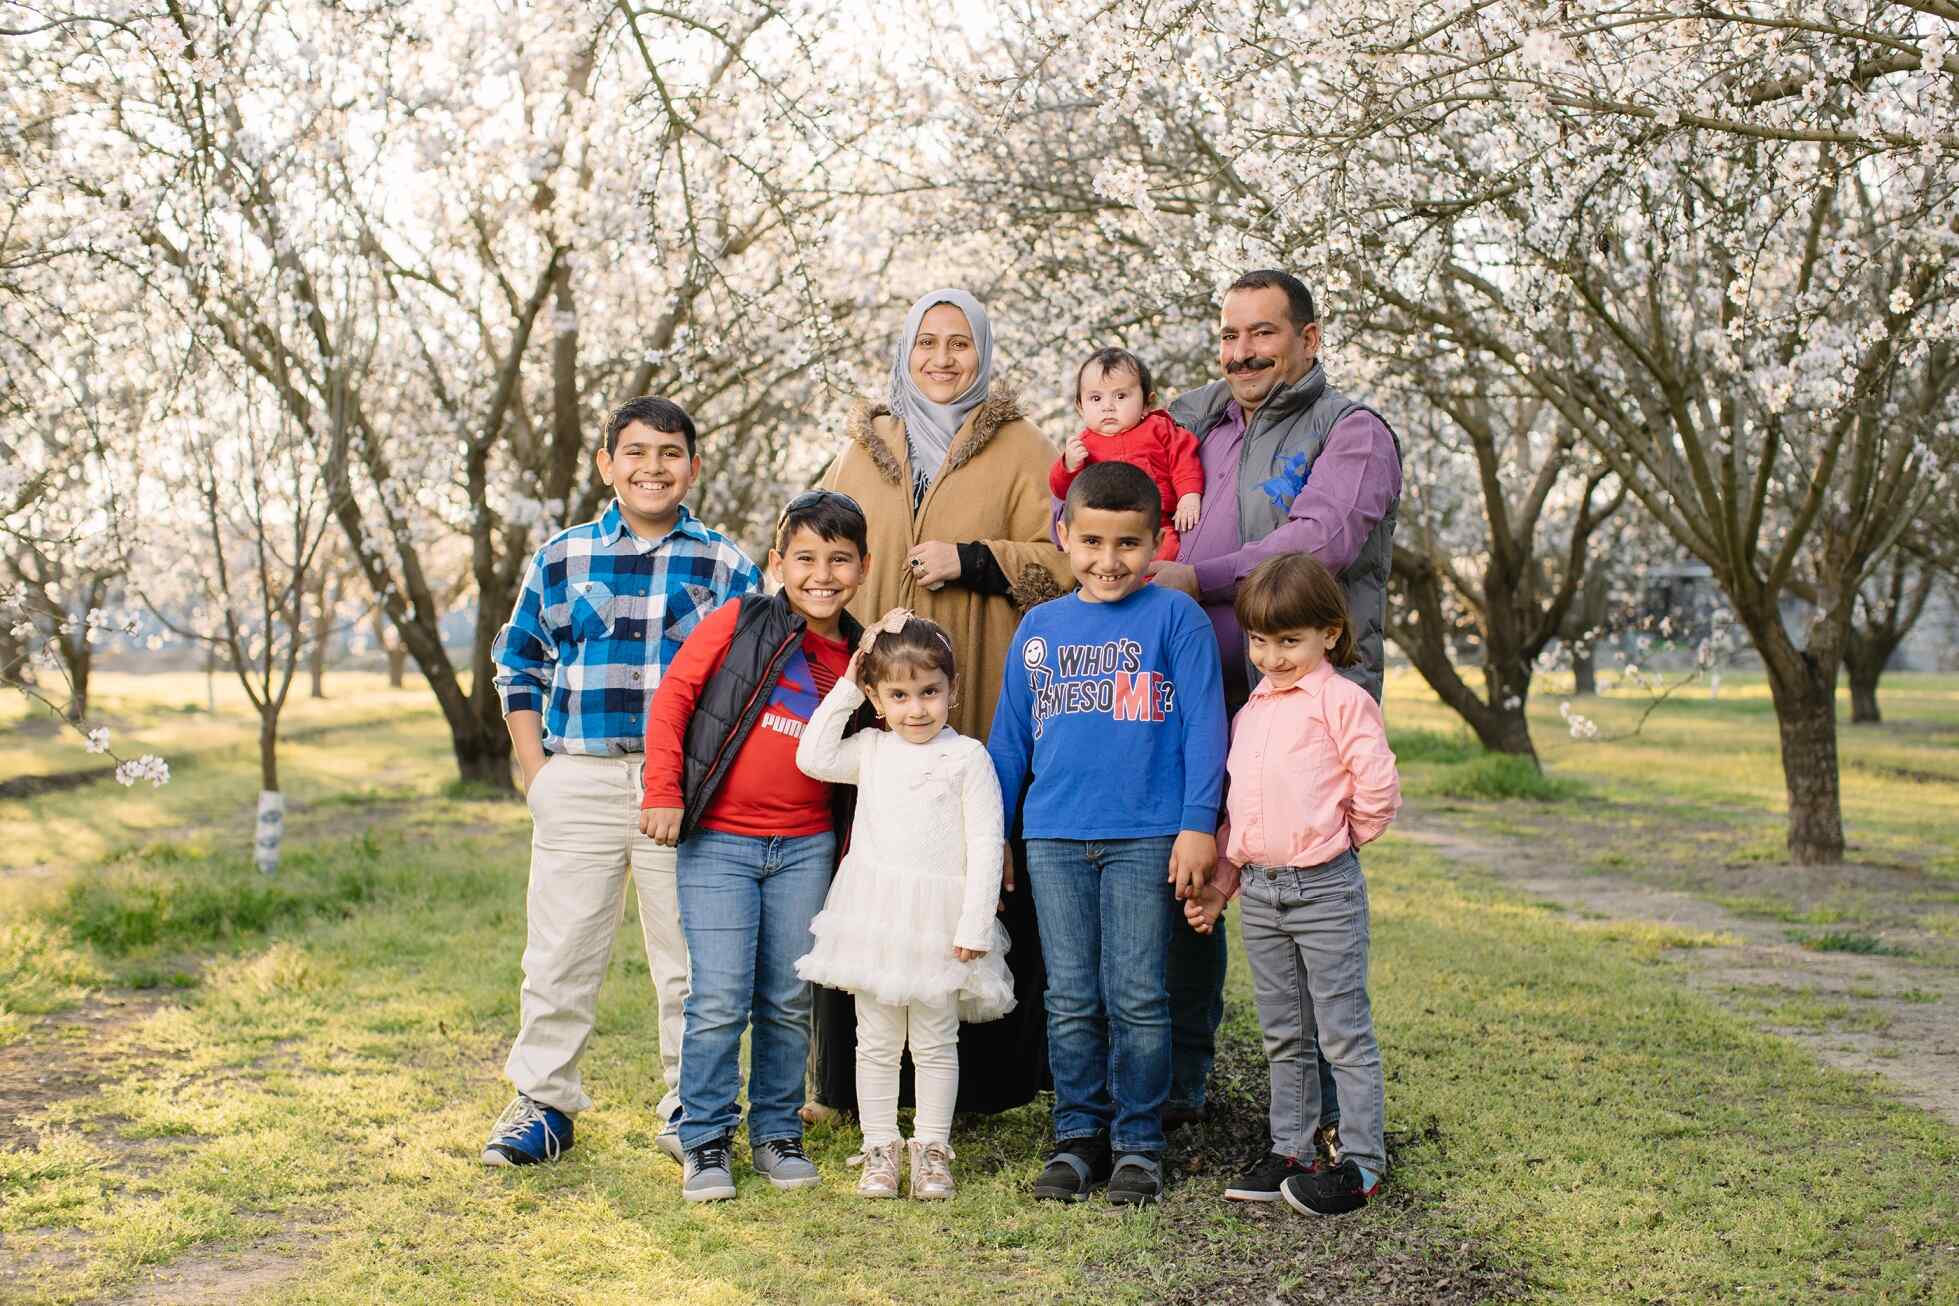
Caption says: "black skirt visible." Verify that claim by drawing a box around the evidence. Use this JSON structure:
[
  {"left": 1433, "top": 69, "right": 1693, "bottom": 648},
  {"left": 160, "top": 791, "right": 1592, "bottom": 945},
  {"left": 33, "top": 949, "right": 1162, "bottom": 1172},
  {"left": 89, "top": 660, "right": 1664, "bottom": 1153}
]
[{"left": 810, "top": 844, "right": 1048, "bottom": 1114}]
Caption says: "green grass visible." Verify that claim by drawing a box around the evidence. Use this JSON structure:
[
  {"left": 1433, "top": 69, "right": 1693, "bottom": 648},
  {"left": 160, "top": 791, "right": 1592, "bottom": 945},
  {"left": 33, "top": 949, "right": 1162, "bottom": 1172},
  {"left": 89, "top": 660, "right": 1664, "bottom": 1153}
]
[
  {"left": 3, "top": 670, "right": 1958, "bottom": 1302},
  {"left": 1786, "top": 929, "right": 1912, "bottom": 957},
  {"left": 1422, "top": 753, "right": 1589, "bottom": 802},
  {"left": 61, "top": 831, "right": 410, "bottom": 957}
]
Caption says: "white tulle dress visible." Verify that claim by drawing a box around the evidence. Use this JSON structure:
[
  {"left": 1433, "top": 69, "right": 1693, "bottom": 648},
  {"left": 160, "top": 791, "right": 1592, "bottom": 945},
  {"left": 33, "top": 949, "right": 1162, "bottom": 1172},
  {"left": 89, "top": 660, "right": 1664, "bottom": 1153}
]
[{"left": 793, "top": 678, "right": 1016, "bottom": 1023}]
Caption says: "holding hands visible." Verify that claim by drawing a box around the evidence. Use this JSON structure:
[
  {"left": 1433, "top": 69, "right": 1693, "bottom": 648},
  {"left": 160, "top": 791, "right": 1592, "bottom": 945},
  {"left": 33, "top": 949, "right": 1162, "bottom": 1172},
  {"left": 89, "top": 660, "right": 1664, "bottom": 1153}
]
[
  {"left": 1167, "top": 829, "right": 1216, "bottom": 900},
  {"left": 1182, "top": 883, "right": 1226, "bottom": 934}
]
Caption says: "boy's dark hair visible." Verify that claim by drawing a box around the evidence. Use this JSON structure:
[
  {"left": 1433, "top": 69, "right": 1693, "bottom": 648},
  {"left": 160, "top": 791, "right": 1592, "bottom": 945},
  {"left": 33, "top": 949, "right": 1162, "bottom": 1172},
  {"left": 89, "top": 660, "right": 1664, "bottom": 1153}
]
[
  {"left": 1226, "top": 270, "right": 1317, "bottom": 329},
  {"left": 1075, "top": 347, "right": 1154, "bottom": 407},
  {"left": 772, "top": 489, "right": 868, "bottom": 557},
  {"left": 1235, "top": 553, "right": 1357, "bottom": 667},
  {"left": 860, "top": 615, "right": 958, "bottom": 691},
  {"left": 1062, "top": 460, "right": 1161, "bottom": 531},
  {"left": 605, "top": 396, "right": 697, "bottom": 458}
]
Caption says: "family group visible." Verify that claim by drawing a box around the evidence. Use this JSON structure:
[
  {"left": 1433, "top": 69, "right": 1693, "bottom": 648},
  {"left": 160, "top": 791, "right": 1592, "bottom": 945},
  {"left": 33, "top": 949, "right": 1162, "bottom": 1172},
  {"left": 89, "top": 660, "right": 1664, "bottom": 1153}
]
[{"left": 479, "top": 270, "right": 1405, "bottom": 1219}]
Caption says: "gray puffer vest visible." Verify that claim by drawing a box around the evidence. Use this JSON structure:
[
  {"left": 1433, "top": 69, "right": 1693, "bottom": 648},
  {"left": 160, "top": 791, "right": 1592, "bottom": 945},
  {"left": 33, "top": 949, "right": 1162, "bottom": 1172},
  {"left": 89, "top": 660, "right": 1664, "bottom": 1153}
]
[{"left": 1168, "top": 361, "right": 1401, "bottom": 702}]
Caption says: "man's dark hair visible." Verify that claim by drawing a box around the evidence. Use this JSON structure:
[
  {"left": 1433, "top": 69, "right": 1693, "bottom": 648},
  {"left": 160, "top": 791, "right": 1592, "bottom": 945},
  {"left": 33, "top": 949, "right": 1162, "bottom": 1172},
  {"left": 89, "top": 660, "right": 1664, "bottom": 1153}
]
[
  {"left": 605, "top": 396, "right": 697, "bottom": 458},
  {"left": 1063, "top": 460, "right": 1161, "bottom": 531},
  {"left": 1074, "top": 347, "right": 1154, "bottom": 407},
  {"left": 1226, "top": 270, "right": 1317, "bottom": 329},
  {"left": 773, "top": 491, "right": 869, "bottom": 557}
]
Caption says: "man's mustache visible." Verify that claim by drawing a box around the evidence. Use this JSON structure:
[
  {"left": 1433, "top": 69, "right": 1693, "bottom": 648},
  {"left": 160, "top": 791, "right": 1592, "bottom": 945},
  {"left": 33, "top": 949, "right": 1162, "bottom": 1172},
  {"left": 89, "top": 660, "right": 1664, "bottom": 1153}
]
[{"left": 1226, "top": 356, "right": 1276, "bottom": 375}]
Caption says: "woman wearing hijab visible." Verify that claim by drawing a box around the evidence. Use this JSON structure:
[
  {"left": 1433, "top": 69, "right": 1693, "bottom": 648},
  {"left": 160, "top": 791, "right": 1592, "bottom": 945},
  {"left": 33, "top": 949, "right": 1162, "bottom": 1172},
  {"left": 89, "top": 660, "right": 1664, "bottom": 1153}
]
[{"left": 810, "top": 289, "right": 1075, "bottom": 1116}]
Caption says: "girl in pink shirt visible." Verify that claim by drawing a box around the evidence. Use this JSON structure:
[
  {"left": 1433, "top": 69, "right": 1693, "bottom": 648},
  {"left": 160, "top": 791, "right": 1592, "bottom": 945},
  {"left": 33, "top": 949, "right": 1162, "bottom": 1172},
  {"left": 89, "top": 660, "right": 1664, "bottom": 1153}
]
[{"left": 1185, "top": 552, "right": 1399, "bottom": 1216}]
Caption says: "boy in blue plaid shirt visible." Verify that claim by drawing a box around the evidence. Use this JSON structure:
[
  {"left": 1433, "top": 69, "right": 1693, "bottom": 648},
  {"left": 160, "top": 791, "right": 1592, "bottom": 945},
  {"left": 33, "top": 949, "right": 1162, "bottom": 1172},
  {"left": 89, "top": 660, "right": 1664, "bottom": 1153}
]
[{"left": 482, "top": 396, "right": 762, "bottom": 1167}]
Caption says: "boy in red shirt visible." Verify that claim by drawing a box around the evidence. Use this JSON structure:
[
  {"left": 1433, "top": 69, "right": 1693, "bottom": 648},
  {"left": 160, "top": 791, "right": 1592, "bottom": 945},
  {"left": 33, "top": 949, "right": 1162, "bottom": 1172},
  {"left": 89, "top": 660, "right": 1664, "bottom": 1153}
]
[
  {"left": 641, "top": 491, "right": 868, "bottom": 1202},
  {"left": 1050, "top": 347, "right": 1203, "bottom": 562}
]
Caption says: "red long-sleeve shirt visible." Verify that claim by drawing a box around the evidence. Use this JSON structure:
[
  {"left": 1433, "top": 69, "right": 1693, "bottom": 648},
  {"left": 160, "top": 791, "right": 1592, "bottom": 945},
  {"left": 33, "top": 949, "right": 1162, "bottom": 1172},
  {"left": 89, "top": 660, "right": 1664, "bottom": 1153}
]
[
  {"left": 1049, "top": 409, "right": 1204, "bottom": 511},
  {"left": 641, "top": 598, "right": 849, "bottom": 837}
]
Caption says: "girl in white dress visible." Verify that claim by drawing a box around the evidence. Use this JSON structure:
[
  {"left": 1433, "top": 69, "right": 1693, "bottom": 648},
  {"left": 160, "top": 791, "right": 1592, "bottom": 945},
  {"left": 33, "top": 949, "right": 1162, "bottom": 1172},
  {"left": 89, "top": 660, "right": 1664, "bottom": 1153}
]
[{"left": 795, "top": 609, "right": 1013, "bottom": 1200}]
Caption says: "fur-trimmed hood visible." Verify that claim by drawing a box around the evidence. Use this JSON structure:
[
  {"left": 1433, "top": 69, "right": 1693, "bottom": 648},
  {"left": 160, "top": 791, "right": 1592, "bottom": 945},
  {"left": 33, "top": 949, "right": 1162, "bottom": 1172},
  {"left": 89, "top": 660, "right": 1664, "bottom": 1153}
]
[{"left": 844, "top": 387, "right": 1028, "bottom": 487}]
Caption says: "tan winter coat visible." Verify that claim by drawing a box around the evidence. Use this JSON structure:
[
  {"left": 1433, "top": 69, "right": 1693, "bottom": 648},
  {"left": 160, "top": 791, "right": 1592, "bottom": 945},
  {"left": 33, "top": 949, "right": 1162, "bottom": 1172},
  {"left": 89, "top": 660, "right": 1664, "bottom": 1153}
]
[{"left": 821, "top": 390, "right": 1075, "bottom": 743}]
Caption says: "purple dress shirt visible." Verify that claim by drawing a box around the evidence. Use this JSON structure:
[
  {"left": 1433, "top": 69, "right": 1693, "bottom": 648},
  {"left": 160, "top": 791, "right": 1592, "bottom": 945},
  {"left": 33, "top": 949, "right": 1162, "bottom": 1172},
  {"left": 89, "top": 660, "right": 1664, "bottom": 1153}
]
[{"left": 1179, "top": 399, "right": 1402, "bottom": 704}]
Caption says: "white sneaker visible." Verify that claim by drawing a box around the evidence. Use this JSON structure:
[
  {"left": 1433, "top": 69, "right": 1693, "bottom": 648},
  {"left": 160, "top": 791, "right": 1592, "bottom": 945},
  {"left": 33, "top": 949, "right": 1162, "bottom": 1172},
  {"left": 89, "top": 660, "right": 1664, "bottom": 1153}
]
[
  {"left": 907, "top": 1138, "right": 955, "bottom": 1200},
  {"left": 857, "top": 1140, "right": 901, "bottom": 1198}
]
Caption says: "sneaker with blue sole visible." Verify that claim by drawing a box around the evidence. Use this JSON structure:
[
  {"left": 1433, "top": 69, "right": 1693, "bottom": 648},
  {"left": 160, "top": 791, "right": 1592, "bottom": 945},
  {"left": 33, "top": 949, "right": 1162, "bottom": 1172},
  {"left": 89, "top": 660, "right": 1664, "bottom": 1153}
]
[{"left": 482, "top": 1095, "right": 573, "bottom": 1167}]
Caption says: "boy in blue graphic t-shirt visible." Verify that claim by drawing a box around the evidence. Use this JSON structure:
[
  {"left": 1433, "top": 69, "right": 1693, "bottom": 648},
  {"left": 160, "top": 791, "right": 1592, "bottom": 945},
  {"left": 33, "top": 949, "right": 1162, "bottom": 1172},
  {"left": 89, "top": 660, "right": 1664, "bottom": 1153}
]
[{"left": 988, "top": 460, "right": 1227, "bottom": 1207}]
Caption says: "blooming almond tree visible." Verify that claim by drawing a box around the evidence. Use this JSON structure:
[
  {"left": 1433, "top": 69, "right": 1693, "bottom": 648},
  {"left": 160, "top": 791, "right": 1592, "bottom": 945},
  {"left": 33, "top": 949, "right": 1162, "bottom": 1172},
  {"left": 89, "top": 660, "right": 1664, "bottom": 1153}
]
[
  {"left": 968, "top": 0, "right": 1958, "bottom": 863},
  {"left": 1382, "top": 370, "right": 1625, "bottom": 763},
  {"left": 20, "top": 0, "right": 908, "bottom": 789}
]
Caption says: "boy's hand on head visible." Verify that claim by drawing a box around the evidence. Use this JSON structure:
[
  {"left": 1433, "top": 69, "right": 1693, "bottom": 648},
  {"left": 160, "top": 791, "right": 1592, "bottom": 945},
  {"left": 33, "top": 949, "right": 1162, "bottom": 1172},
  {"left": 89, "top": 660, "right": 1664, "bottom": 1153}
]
[
  {"left": 1168, "top": 830, "right": 1216, "bottom": 899},
  {"left": 953, "top": 946, "right": 988, "bottom": 962},
  {"left": 1173, "top": 493, "right": 1201, "bottom": 533},
  {"left": 1064, "top": 432, "right": 1089, "bottom": 472},
  {"left": 1183, "top": 884, "right": 1225, "bottom": 934},
  {"left": 641, "top": 806, "right": 683, "bottom": 846}
]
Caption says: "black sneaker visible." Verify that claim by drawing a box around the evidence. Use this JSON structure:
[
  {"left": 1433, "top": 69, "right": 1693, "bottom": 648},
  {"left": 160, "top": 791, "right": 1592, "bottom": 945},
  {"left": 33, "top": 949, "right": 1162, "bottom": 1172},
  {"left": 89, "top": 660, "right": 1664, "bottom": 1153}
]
[
  {"left": 1223, "top": 1150, "right": 1300, "bottom": 1202},
  {"left": 1281, "top": 1158, "right": 1378, "bottom": 1217},
  {"left": 1106, "top": 1153, "right": 1162, "bottom": 1206},
  {"left": 1032, "top": 1134, "right": 1111, "bottom": 1201},
  {"left": 1311, "top": 1122, "right": 1343, "bottom": 1172}
]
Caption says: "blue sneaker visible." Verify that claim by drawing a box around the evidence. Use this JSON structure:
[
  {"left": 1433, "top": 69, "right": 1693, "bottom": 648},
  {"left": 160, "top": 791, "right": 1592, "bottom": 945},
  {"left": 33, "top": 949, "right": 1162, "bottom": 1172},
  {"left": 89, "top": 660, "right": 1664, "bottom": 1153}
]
[{"left": 482, "top": 1095, "right": 573, "bottom": 1166}]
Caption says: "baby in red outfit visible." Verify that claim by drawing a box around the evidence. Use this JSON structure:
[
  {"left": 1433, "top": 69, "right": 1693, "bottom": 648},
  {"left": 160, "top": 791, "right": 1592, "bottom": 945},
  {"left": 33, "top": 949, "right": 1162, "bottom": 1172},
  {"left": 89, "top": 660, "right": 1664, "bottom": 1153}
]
[{"left": 1049, "top": 347, "right": 1202, "bottom": 563}]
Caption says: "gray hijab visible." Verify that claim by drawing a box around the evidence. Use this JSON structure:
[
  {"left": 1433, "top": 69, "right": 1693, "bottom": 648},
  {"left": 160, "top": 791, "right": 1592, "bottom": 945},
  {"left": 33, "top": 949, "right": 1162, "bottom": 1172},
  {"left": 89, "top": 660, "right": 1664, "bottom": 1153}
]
[{"left": 889, "top": 288, "right": 993, "bottom": 504}]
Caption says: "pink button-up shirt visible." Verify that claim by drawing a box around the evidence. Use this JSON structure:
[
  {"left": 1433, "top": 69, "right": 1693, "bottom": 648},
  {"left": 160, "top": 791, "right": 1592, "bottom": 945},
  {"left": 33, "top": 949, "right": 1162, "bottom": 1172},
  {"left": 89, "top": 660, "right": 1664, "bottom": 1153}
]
[{"left": 1214, "top": 660, "right": 1401, "bottom": 899}]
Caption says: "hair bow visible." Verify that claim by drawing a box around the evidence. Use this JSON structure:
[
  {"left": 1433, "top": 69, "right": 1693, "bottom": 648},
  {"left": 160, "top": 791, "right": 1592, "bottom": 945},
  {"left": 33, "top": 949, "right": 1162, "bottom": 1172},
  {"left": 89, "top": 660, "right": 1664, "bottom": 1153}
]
[{"left": 857, "top": 607, "right": 913, "bottom": 655}]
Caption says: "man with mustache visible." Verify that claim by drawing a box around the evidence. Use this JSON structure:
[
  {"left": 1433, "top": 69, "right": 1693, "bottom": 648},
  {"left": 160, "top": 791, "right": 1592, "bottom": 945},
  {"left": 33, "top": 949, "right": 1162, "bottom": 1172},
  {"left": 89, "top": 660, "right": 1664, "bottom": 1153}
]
[{"left": 1147, "top": 270, "right": 1402, "bottom": 1173}]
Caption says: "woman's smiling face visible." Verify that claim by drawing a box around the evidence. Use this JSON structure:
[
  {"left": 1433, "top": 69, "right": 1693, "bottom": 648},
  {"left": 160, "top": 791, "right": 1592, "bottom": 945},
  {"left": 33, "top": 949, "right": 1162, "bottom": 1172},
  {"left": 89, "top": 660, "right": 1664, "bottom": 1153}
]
[{"left": 908, "top": 303, "right": 979, "bottom": 404}]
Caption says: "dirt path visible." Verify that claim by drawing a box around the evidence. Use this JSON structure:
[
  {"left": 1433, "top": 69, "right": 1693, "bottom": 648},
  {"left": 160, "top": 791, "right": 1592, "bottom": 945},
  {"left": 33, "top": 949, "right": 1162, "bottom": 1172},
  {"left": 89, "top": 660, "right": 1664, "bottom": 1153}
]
[{"left": 1398, "top": 810, "right": 1959, "bottom": 1129}]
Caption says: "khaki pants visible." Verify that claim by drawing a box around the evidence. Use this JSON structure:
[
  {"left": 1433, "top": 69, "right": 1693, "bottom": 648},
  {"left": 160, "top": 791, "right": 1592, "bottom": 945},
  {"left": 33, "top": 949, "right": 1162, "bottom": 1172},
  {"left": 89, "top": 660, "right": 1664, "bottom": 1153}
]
[{"left": 503, "top": 754, "right": 688, "bottom": 1118}]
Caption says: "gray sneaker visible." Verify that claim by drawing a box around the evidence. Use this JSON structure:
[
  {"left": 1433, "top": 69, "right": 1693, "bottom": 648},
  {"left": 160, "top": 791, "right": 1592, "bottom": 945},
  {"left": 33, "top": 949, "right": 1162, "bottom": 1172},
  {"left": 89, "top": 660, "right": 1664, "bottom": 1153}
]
[
  {"left": 752, "top": 1136, "right": 821, "bottom": 1190},
  {"left": 682, "top": 1137, "right": 736, "bottom": 1202},
  {"left": 656, "top": 1108, "right": 683, "bottom": 1164}
]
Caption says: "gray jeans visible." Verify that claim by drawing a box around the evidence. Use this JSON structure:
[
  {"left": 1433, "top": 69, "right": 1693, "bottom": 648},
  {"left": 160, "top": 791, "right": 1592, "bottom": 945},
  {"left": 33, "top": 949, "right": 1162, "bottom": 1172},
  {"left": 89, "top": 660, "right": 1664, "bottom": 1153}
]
[{"left": 1238, "top": 849, "right": 1385, "bottom": 1174}]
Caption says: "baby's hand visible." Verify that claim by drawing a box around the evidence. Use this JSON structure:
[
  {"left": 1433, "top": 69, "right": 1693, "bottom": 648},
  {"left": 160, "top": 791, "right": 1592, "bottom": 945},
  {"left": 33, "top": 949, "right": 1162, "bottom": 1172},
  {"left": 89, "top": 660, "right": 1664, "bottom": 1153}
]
[
  {"left": 954, "top": 946, "right": 988, "bottom": 962},
  {"left": 1064, "top": 432, "right": 1089, "bottom": 472},
  {"left": 1183, "top": 884, "right": 1226, "bottom": 935},
  {"left": 1173, "top": 492, "right": 1201, "bottom": 533}
]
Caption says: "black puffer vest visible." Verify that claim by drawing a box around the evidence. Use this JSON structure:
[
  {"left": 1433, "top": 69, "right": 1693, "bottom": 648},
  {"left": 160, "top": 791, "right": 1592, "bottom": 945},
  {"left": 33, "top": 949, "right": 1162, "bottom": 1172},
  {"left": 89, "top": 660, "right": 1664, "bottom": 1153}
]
[{"left": 678, "top": 591, "right": 866, "bottom": 844}]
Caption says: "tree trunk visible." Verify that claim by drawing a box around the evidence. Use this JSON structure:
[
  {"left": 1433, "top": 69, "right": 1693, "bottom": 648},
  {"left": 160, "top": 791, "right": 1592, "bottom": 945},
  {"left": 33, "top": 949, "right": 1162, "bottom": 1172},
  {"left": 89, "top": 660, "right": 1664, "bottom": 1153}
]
[
  {"left": 1754, "top": 623, "right": 1846, "bottom": 865},
  {"left": 1845, "top": 658, "right": 1883, "bottom": 725},
  {"left": 63, "top": 634, "right": 92, "bottom": 723},
  {"left": 260, "top": 712, "right": 280, "bottom": 791},
  {"left": 1386, "top": 617, "right": 1539, "bottom": 762},
  {"left": 1571, "top": 647, "right": 1597, "bottom": 697},
  {"left": 307, "top": 568, "right": 343, "bottom": 699},
  {"left": 374, "top": 611, "right": 408, "bottom": 688}
]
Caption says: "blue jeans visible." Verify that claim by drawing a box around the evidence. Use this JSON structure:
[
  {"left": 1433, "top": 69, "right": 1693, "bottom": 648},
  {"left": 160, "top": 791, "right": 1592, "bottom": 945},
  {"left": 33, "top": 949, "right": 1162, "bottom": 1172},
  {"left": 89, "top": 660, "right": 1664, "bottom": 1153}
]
[
  {"left": 675, "top": 829, "right": 833, "bottom": 1150},
  {"left": 1025, "top": 835, "right": 1178, "bottom": 1155},
  {"left": 1168, "top": 919, "right": 1338, "bottom": 1129}
]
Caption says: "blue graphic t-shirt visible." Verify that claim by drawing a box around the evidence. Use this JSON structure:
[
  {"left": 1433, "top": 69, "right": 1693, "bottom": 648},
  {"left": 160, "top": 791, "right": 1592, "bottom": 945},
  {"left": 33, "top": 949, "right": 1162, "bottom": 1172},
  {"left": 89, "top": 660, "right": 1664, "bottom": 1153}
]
[{"left": 987, "top": 584, "right": 1227, "bottom": 840}]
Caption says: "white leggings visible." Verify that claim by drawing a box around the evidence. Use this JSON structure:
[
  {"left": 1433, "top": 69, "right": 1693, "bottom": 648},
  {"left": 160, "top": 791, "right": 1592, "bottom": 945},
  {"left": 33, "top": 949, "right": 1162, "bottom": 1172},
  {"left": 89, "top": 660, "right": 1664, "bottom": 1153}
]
[{"left": 855, "top": 995, "right": 960, "bottom": 1146}]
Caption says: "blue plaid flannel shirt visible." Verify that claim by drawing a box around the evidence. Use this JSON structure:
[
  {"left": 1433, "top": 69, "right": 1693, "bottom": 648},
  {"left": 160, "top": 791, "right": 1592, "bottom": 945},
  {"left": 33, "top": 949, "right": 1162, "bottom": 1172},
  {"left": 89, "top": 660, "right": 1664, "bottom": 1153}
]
[{"left": 491, "top": 501, "right": 762, "bottom": 756}]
